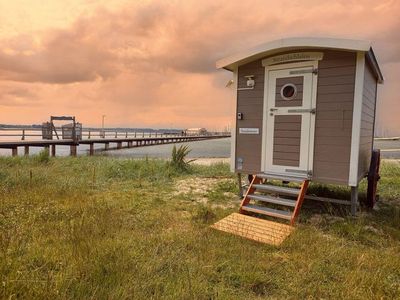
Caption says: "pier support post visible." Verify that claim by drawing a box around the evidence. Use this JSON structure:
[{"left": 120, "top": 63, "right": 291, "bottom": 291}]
[
  {"left": 351, "top": 186, "right": 358, "bottom": 216},
  {"left": 24, "top": 146, "right": 29, "bottom": 156},
  {"left": 89, "top": 144, "right": 94, "bottom": 156},
  {"left": 128, "top": 141, "right": 133, "bottom": 148},
  {"left": 117, "top": 142, "right": 122, "bottom": 149},
  {"left": 12, "top": 147, "right": 18, "bottom": 157},
  {"left": 70, "top": 145, "right": 77, "bottom": 156},
  {"left": 105, "top": 142, "right": 109, "bottom": 150},
  {"left": 51, "top": 145, "right": 56, "bottom": 157},
  {"left": 44, "top": 145, "right": 50, "bottom": 153}
]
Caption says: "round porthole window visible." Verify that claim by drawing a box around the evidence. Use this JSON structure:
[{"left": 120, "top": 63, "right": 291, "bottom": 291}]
[{"left": 280, "top": 83, "right": 297, "bottom": 100}]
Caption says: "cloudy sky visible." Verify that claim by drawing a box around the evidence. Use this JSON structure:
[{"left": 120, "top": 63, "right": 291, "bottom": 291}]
[{"left": 0, "top": 0, "right": 399, "bottom": 133}]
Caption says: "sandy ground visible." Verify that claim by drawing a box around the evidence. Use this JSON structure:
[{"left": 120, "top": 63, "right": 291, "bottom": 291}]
[
  {"left": 173, "top": 176, "right": 240, "bottom": 209},
  {"left": 383, "top": 158, "right": 400, "bottom": 163},
  {"left": 191, "top": 157, "right": 230, "bottom": 165}
]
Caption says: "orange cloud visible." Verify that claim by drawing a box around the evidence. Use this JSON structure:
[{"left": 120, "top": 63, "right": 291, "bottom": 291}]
[{"left": 0, "top": 0, "right": 399, "bottom": 133}]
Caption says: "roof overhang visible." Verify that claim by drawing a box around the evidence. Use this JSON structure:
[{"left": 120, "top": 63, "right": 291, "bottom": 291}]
[{"left": 216, "top": 37, "right": 384, "bottom": 83}]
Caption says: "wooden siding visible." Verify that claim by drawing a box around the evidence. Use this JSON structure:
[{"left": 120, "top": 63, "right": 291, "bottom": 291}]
[
  {"left": 273, "top": 115, "right": 301, "bottom": 167},
  {"left": 312, "top": 50, "right": 356, "bottom": 185},
  {"left": 236, "top": 59, "right": 265, "bottom": 173},
  {"left": 235, "top": 50, "right": 357, "bottom": 184},
  {"left": 358, "top": 62, "right": 377, "bottom": 180}
]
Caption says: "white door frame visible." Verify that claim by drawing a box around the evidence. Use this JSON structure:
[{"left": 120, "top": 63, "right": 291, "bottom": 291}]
[{"left": 260, "top": 61, "right": 318, "bottom": 177}]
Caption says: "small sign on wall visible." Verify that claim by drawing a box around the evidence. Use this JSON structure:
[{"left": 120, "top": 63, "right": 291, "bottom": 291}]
[
  {"left": 262, "top": 52, "right": 324, "bottom": 66},
  {"left": 239, "top": 128, "right": 259, "bottom": 134}
]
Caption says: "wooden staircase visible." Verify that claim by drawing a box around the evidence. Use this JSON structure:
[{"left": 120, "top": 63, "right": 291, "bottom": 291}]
[{"left": 212, "top": 173, "right": 309, "bottom": 245}]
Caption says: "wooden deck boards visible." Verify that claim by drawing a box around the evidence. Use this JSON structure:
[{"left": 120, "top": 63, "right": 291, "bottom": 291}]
[{"left": 211, "top": 213, "right": 294, "bottom": 246}]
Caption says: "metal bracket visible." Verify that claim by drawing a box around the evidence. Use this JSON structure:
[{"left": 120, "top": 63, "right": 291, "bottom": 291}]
[
  {"left": 237, "top": 86, "right": 254, "bottom": 91},
  {"left": 287, "top": 108, "right": 316, "bottom": 114},
  {"left": 284, "top": 169, "right": 313, "bottom": 179},
  {"left": 289, "top": 68, "right": 318, "bottom": 75}
]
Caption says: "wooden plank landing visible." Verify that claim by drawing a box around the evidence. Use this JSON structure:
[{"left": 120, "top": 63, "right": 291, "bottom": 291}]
[{"left": 211, "top": 213, "right": 294, "bottom": 246}]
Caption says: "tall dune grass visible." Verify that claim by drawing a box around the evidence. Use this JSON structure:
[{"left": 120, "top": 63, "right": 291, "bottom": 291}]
[{"left": 0, "top": 156, "right": 399, "bottom": 298}]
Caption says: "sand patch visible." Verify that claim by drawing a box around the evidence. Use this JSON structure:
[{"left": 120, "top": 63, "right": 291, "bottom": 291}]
[
  {"left": 191, "top": 158, "right": 230, "bottom": 165},
  {"left": 173, "top": 177, "right": 240, "bottom": 209}
]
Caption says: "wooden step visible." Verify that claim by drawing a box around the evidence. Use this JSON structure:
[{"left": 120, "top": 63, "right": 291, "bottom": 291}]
[
  {"left": 248, "top": 194, "right": 297, "bottom": 207},
  {"left": 211, "top": 213, "right": 294, "bottom": 245},
  {"left": 241, "top": 204, "right": 292, "bottom": 220},
  {"left": 252, "top": 184, "right": 299, "bottom": 196},
  {"left": 256, "top": 173, "right": 305, "bottom": 183}
]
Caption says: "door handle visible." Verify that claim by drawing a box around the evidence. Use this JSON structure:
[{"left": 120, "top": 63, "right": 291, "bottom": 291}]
[{"left": 270, "top": 108, "right": 278, "bottom": 112}]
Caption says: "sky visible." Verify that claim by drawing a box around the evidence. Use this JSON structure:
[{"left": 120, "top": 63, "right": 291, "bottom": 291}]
[{"left": 0, "top": 0, "right": 399, "bottom": 134}]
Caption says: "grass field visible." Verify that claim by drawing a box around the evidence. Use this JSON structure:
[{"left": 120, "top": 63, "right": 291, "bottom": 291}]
[{"left": 1, "top": 154, "right": 399, "bottom": 299}]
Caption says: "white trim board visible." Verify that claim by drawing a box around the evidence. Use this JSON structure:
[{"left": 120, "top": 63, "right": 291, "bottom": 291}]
[
  {"left": 348, "top": 51, "right": 365, "bottom": 186},
  {"left": 262, "top": 52, "right": 323, "bottom": 66},
  {"left": 261, "top": 60, "right": 318, "bottom": 177},
  {"left": 230, "top": 68, "right": 238, "bottom": 172}
]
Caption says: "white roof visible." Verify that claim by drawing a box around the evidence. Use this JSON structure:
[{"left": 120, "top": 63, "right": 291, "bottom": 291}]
[{"left": 216, "top": 37, "right": 383, "bottom": 83}]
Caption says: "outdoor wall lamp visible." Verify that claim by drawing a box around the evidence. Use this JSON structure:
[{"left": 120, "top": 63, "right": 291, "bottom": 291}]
[{"left": 237, "top": 75, "right": 255, "bottom": 90}]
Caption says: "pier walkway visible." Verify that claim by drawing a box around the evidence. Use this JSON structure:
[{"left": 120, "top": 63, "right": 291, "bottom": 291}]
[{"left": 0, "top": 135, "right": 230, "bottom": 157}]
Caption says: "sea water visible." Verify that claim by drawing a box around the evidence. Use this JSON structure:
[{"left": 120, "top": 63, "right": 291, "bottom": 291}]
[
  {"left": 0, "top": 132, "right": 231, "bottom": 158},
  {"left": 0, "top": 133, "right": 399, "bottom": 159}
]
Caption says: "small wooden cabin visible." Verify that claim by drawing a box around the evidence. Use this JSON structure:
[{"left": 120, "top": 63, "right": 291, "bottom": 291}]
[{"left": 216, "top": 37, "right": 383, "bottom": 213}]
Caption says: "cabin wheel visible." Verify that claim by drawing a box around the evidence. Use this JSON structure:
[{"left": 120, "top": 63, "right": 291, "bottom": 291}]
[{"left": 366, "top": 149, "right": 381, "bottom": 208}]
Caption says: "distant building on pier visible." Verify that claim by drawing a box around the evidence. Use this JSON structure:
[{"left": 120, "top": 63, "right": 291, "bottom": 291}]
[{"left": 184, "top": 128, "right": 208, "bottom": 136}]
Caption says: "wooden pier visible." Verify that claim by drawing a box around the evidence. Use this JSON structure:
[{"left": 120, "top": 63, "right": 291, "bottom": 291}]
[{"left": 0, "top": 134, "right": 230, "bottom": 157}]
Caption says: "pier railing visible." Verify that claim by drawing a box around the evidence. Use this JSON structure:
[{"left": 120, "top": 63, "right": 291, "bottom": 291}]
[
  {"left": 0, "top": 127, "right": 231, "bottom": 157},
  {"left": 0, "top": 127, "right": 195, "bottom": 140}
]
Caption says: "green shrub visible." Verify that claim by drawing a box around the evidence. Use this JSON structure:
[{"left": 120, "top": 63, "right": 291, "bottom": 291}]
[
  {"left": 35, "top": 149, "right": 50, "bottom": 164},
  {"left": 170, "top": 145, "right": 195, "bottom": 172}
]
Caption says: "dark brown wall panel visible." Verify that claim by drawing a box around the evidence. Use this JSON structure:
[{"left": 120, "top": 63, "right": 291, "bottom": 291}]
[
  {"left": 273, "top": 115, "right": 301, "bottom": 167},
  {"left": 235, "top": 59, "right": 265, "bottom": 173},
  {"left": 358, "top": 62, "right": 377, "bottom": 180},
  {"left": 312, "top": 50, "right": 356, "bottom": 185}
]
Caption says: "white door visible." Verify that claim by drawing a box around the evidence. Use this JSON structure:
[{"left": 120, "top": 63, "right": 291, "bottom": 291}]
[{"left": 263, "top": 62, "right": 317, "bottom": 178}]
